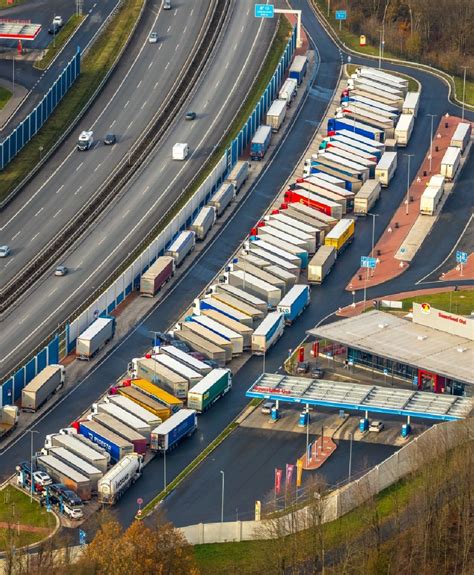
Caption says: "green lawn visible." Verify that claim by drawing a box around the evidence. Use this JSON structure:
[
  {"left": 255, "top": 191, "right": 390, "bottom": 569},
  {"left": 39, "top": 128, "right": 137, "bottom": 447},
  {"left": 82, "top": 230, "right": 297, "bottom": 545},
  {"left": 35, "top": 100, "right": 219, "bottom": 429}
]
[
  {"left": 312, "top": 0, "right": 474, "bottom": 106},
  {"left": 0, "top": 0, "right": 146, "bottom": 203},
  {"left": 401, "top": 290, "right": 474, "bottom": 315},
  {"left": 35, "top": 15, "right": 85, "bottom": 71},
  {"left": 0, "top": 85, "right": 12, "bottom": 110}
]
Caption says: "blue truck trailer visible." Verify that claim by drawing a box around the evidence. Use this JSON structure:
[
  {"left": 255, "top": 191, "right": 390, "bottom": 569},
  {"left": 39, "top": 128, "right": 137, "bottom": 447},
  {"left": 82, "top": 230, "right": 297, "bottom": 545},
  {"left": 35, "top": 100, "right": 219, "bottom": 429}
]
[
  {"left": 150, "top": 409, "right": 197, "bottom": 452},
  {"left": 75, "top": 420, "right": 134, "bottom": 463},
  {"left": 289, "top": 55, "right": 308, "bottom": 85},
  {"left": 276, "top": 284, "right": 310, "bottom": 325},
  {"left": 250, "top": 125, "right": 272, "bottom": 160},
  {"left": 327, "top": 118, "right": 384, "bottom": 142}
]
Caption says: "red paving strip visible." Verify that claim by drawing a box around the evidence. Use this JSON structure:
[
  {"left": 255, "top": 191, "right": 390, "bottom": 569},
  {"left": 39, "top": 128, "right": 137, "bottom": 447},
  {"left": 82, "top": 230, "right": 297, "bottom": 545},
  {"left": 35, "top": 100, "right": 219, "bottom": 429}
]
[
  {"left": 0, "top": 521, "right": 51, "bottom": 533},
  {"left": 347, "top": 116, "right": 470, "bottom": 292},
  {"left": 302, "top": 436, "right": 337, "bottom": 470},
  {"left": 440, "top": 253, "right": 474, "bottom": 281},
  {"left": 337, "top": 285, "right": 474, "bottom": 318}
]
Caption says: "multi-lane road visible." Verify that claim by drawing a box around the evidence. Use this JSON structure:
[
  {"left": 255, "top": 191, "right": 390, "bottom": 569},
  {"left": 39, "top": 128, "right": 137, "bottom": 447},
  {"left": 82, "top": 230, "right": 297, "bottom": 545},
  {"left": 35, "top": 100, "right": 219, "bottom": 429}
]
[
  {"left": 0, "top": 0, "right": 472, "bottom": 529},
  {"left": 0, "top": 0, "right": 276, "bottom": 376}
]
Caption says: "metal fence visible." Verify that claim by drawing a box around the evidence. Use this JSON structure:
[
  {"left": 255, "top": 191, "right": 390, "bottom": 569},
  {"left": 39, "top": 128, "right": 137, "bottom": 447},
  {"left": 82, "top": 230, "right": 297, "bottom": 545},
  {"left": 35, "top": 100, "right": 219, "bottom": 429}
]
[
  {"left": 0, "top": 48, "right": 81, "bottom": 171},
  {"left": 0, "top": 26, "right": 297, "bottom": 406}
]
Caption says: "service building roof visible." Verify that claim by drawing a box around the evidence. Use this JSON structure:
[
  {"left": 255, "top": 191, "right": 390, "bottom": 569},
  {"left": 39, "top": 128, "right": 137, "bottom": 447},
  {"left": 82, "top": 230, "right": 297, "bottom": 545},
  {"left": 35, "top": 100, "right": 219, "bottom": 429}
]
[
  {"left": 308, "top": 311, "right": 474, "bottom": 384},
  {"left": 246, "top": 374, "right": 473, "bottom": 420}
]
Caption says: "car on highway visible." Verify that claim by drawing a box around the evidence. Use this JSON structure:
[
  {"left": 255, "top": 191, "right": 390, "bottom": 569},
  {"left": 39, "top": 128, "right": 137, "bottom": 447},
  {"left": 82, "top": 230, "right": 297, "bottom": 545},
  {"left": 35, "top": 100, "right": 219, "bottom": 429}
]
[
  {"left": 185, "top": 111, "right": 197, "bottom": 121},
  {"left": 104, "top": 133, "right": 117, "bottom": 146},
  {"left": 148, "top": 32, "right": 158, "bottom": 44},
  {"left": 369, "top": 420, "right": 385, "bottom": 433},
  {"left": 163, "top": 0, "right": 171, "bottom": 9},
  {"left": 54, "top": 265, "right": 68, "bottom": 277},
  {"left": 0, "top": 245, "right": 10, "bottom": 258},
  {"left": 261, "top": 401, "right": 275, "bottom": 415},
  {"left": 52, "top": 15, "right": 63, "bottom": 27}
]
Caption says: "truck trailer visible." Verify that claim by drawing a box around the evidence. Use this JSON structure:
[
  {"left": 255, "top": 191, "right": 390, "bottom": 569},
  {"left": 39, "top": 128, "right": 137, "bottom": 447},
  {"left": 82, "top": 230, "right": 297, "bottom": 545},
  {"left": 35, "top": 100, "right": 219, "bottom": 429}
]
[
  {"left": 179, "top": 322, "right": 233, "bottom": 363},
  {"left": 113, "top": 385, "right": 172, "bottom": 421},
  {"left": 267, "top": 212, "right": 321, "bottom": 251},
  {"left": 105, "top": 394, "right": 162, "bottom": 429},
  {"left": 153, "top": 353, "right": 203, "bottom": 386},
  {"left": 174, "top": 329, "right": 227, "bottom": 367},
  {"left": 450, "top": 122, "right": 471, "bottom": 152},
  {"left": 284, "top": 188, "right": 343, "bottom": 220},
  {"left": 98, "top": 453, "right": 143, "bottom": 505},
  {"left": 308, "top": 245, "right": 337, "bottom": 283},
  {"left": 394, "top": 114, "right": 414, "bottom": 146},
  {"left": 251, "top": 312, "right": 285, "bottom": 355},
  {"left": 245, "top": 246, "right": 301, "bottom": 275},
  {"left": 261, "top": 218, "right": 316, "bottom": 252},
  {"left": 208, "top": 182, "right": 234, "bottom": 216},
  {"left": 76, "top": 317, "right": 115, "bottom": 360},
  {"left": 247, "top": 238, "right": 303, "bottom": 268},
  {"left": 289, "top": 55, "right": 307, "bottom": 84},
  {"left": 277, "top": 284, "right": 310, "bottom": 325},
  {"left": 21, "top": 365, "right": 65, "bottom": 412},
  {"left": 187, "top": 369, "right": 232, "bottom": 412},
  {"left": 200, "top": 309, "right": 253, "bottom": 349},
  {"left": 327, "top": 117, "right": 384, "bottom": 142},
  {"left": 226, "top": 161, "right": 249, "bottom": 193},
  {"left": 250, "top": 125, "right": 272, "bottom": 160},
  {"left": 45, "top": 447, "right": 103, "bottom": 490},
  {"left": 165, "top": 231, "right": 195, "bottom": 266},
  {"left": 420, "top": 184, "right": 444, "bottom": 216},
  {"left": 92, "top": 402, "right": 151, "bottom": 441},
  {"left": 232, "top": 258, "right": 288, "bottom": 293},
  {"left": 129, "top": 358, "right": 189, "bottom": 399},
  {"left": 159, "top": 345, "right": 212, "bottom": 375},
  {"left": 278, "top": 78, "right": 297, "bottom": 105},
  {"left": 44, "top": 433, "right": 109, "bottom": 473},
  {"left": 226, "top": 270, "right": 282, "bottom": 308},
  {"left": 324, "top": 218, "right": 355, "bottom": 253},
  {"left": 190, "top": 206, "right": 216, "bottom": 241},
  {"left": 440, "top": 146, "right": 461, "bottom": 180},
  {"left": 150, "top": 409, "right": 197, "bottom": 452},
  {"left": 266, "top": 99, "right": 287, "bottom": 132},
  {"left": 0, "top": 406, "right": 19, "bottom": 439},
  {"left": 189, "top": 315, "right": 244, "bottom": 355},
  {"left": 37, "top": 455, "right": 91, "bottom": 500},
  {"left": 196, "top": 296, "right": 255, "bottom": 327},
  {"left": 89, "top": 413, "right": 147, "bottom": 455},
  {"left": 354, "top": 179, "right": 382, "bottom": 215},
  {"left": 375, "top": 151, "right": 398, "bottom": 187},
  {"left": 402, "top": 92, "right": 420, "bottom": 117},
  {"left": 140, "top": 256, "right": 175, "bottom": 297}
]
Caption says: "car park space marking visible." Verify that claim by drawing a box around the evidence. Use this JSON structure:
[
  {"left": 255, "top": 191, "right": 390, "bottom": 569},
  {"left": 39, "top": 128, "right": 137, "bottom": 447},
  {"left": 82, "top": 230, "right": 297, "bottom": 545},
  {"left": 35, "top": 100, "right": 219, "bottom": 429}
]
[
  {"left": 3, "top": 259, "right": 12, "bottom": 268},
  {"left": 77, "top": 260, "right": 83, "bottom": 268},
  {"left": 159, "top": 43, "right": 162, "bottom": 50},
  {"left": 30, "top": 233, "right": 39, "bottom": 243},
  {"left": 94, "top": 163, "right": 102, "bottom": 172},
  {"left": 34, "top": 208, "right": 44, "bottom": 217},
  {"left": 190, "top": 8, "right": 193, "bottom": 15},
  {"left": 174, "top": 9, "right": 177, "bottom": 16},
  {"left": 74, "top": 186, "right": 83, "bottom": 195},
  {"left": 53, "top": 209, "right": 62, "bottom": 218},
  {"left": 98, "top": 237, "right": 106, "bottom": 245},
  {"left": 215, "top": 80, "right": 220, "bottom": 88},
  {"left": 183, "top": 25, "right": 187, "bottom": 34},
  {"left": 225, "top": 61, "right": 229, "bottom": 69},
  {"left": 56, "top": 185, "right": 64, "bottom": 194},
  {"left": 75, "top": 162, "right": 83, "bottom": 172},
  {"left": 11, "top": 231, "right": 21, "bottom": 241}
]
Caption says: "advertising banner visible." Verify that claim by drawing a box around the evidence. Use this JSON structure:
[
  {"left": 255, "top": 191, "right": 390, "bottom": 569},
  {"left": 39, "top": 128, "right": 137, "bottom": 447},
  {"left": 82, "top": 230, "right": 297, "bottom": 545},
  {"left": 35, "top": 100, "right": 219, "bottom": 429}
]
[{"left": 275, "top": 468, "right": 282, "bottom": 494}]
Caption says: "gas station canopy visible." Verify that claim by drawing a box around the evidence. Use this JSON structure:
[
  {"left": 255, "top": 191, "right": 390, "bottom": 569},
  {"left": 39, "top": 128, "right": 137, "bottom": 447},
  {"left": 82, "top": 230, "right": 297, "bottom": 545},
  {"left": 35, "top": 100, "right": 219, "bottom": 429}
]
[
  {"left": 0, "top": 20, "right": 41, "bottom": 41},
  {"left": 246, "top": 374, "right": 473, "bottom": 421}
]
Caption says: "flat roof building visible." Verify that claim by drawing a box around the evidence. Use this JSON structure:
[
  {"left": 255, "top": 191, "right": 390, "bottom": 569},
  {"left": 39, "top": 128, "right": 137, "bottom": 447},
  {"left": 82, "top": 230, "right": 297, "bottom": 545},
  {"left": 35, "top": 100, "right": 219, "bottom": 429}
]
[{"left": 308, "top": 305, "right": 474, "bottom": 396}]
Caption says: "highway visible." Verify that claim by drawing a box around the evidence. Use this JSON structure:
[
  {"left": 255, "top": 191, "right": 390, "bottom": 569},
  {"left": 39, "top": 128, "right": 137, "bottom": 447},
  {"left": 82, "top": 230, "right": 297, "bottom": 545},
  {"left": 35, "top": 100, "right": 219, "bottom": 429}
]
[
  {"left": 0, "top": 0, "right": 276, "bottom": 376},
  {"left": 0, "top": 0, "right": 473, "bottom": 531},
  {"left": 0, "top": 0, "right": 121, "bottom": 129}
]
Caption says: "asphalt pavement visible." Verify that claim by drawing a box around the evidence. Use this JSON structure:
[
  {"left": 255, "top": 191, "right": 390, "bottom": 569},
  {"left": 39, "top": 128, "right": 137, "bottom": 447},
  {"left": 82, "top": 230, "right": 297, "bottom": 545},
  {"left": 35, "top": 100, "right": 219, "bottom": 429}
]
[
  {"left": 0, "top": 0, "right": 120, "bottom": 129},
  {"left": 0, "top": 0, "right": 276, "bottom": 377},
  {"left": 0, "top": 0, "right": 473, "bottom": 529}
]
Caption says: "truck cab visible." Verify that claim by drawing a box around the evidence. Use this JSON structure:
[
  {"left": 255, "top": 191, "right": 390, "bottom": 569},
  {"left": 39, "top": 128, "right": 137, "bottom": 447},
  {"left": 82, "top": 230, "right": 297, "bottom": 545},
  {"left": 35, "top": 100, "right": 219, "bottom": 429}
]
[{"left": 77, "top": 131, "right": 93, "bottom": 151}]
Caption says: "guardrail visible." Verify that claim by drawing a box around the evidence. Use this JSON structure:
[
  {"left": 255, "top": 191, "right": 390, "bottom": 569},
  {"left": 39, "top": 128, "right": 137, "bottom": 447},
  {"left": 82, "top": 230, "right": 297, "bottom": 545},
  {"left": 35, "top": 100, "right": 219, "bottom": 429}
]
[{"left": 0, "top": 24, "right": 297, "bottom": 406}]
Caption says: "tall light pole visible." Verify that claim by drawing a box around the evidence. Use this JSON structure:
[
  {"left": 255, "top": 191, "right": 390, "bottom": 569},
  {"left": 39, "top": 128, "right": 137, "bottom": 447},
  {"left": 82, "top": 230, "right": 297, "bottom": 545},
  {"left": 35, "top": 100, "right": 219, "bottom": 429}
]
[
  {"left": 367, "top": 213, "right": 379, "bottom": 258},
  {"left": 379, "top": 0, "right": 390, "bottom": 69},
  {"left": 404, "top": 154, "right": 414, "bottom": 215},
  {"left": 461, "top": 67, "right": 468, "bottom": 121},
  {"left": 163, "top": 450, "right": 167, "bottom": 491},
  {"left": 426, "top": 114, "right": 437, "bottom": 173},
  {"left": 30, "top": 430, "right": 39, "bottom": 502},
  {"left": 12, "top": 55, "right": 15, "bottom": 95},
  {"left": 220, "top": 470, "right": 225, "bottom": 522},
  {"left": 348, "top": 432, "right": 353, "bottom": 481}
]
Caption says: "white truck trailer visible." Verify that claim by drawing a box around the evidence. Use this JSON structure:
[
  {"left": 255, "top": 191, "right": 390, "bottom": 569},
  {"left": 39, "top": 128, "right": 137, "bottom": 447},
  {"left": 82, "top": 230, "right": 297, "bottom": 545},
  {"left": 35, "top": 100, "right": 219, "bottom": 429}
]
[
  {"left": 266, "top": 99, "right": 287, "bottom": 132},
  {"left": 165, "top": 231, "right": 196, "bottom": 266},
  {"left": 251, "top": 312, "right": 285, "bottom": 355},
  {"left": 308, "top": 245, "right": 337, "bottom": 283},
  {"left": 226, "top": 161, "right": 249, "bottom": 193},
  {"left": 98, "top": 454, "right": 143, "bottom": 505},
  {"left": 21, "top": 365, "right": 65, "bottom": 412},
  {"left": 375, "top": 152, "right": 398, "bottom": 187},
  {"left": 394, "top": 114, "right": 414, "bottom": 146},
  {"left": 190, "top": 206, "right": 216, "bottom": 241},
  {"left": 440, "top": 146, "right": 461, "bottom": 180},
  {"left": 76, "top": 317, "right": 115, "bottom": 360}
]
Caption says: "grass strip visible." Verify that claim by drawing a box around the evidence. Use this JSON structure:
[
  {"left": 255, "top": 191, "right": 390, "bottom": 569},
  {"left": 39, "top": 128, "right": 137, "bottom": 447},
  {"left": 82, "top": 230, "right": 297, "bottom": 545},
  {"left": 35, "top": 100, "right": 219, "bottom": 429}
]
[
  {"left": 139, "top": 422, "right": 238, "bottom": 518},
  {"left": 34, "top": 15, "right": 86, "bottom": 71},
  {"left": 400, "top": 289, "right": 474, "bottom": 315},
  {"left": 0, "top": 0, "right": 145, "bottom": 203},
  {"left": 312, "top": 0, "right": 474, "bottom": 106},
  {"left": 0, "top": 85, "right": 12, "bottom": 110}
]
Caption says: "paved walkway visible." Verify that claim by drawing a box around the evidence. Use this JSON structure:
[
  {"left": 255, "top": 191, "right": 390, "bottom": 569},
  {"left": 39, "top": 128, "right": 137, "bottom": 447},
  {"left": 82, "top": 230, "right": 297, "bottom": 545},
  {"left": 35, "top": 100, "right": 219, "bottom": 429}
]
[
  {"left": 0, "top": 521, "right": 51, "bottom": 533},
  {"left": 348, "top": 116, "right": 471, "bottom": 291},
  {"left": 441, "top": 253, "right": 474, "bottom": 281}
]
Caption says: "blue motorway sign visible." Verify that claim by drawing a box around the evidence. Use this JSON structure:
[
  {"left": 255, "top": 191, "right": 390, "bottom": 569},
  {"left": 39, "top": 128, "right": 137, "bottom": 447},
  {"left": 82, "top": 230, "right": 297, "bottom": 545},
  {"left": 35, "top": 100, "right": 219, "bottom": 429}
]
[
  {"left": 335, "top": 10, "right": 347, "bottom": 20},
  {"left": 79, "top": 529, "right": 87, "bottom": 546},
  {"left": 255, "top": 4, "right": 274, "bottom": 18},
  {"left": 360, "top": 256, "right": 377, "bottom": 269},
  {"left": 456, "top": 250, "right": 468, "bottom": 264}
]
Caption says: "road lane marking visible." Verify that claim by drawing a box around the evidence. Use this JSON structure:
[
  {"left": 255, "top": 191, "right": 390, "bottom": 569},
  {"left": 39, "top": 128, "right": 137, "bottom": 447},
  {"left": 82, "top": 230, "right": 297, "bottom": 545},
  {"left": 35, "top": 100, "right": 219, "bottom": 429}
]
[
  {"left": 225, "top": 61, "right": 229, "bottom": 69},
  {"left": 56, "top": 185, "right": 64, "bottom": 194},
  {"left": 148, "top": 61, "right": 153, "bottom": 69},
  {"left": 49, "top": 287, "right": 58, "bottom": 297},
  {"left": 76, "top": 162, "right": 83, "bottom": 172},
  {"left": 53, "top": 209, "right": 62, "bottom": 218},
  {"left": 34, "top": 208, "right": 43, "bottom": 217},
  {"left": 137, "top": 80, "right": 142, "bottom": 88},
  {"left": 141, "top": 100, "right": 148, "bottom": 110},
  {"left": 173, "top": 8, "right": 177, "bottom": 15},
  {"left": 4, "top": 259, "right": 12, "bottom": 268},
  {"left": 183, "top": 25, "right": 187, "bottom": 34},
  {"left": 124, "top": 100, "right": 130, "bottom": 108},
  {"left": 109, "top": 120, "right": 116, "bottom": 129},
  {"left": 74, "top": 186, "right": 83, "bottom": 195},
  {"left": 18, "top": 313, "right": 29, "bottom": 325},
  {"left": 94, "top": 162, "right": 102, "bottom": 172},
  {"left": 175, "top": 43, "right": 179, "bottom": 51},
  {"left": 30, "top": 233, "right": 39, "bottom": 243},
  {"left": 142, "top": 186, "right": 150, "bottom": 195},
  {"left": 190, "top": 7, "right": 193, "bottom": 15},
  {"left": 11, "top": 231, "right": 21, "bottom": 241},
  {"left": 122, "top": 209, "right": 130, "bottom": 219},
  {"left": 154, "top": 81, "right": 159, "bottom": 89},
  {"left": 77, "top": 260, "right": 83, "bottom": 267},
  {"left": 165, "top": 62, "right": 170, "bottom": 70},
  {"left": 167, "top": 25, "right": 171, "bottom": 33},
  {"left": 127, "top": 120, "right": 134, "bottom": 130},
  {"left": 215, "top": 80, "right": 220, "bottom": 88},
  {"left": 159, "top": 43, "right": 162, "bottom": 50},
  {"left": 98, "top": 237, "right": 106, "bottom": 245}
]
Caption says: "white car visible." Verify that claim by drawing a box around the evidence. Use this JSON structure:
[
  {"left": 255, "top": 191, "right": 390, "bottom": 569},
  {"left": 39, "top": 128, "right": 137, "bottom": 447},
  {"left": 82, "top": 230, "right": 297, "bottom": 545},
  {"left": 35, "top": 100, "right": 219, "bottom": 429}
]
[
  {"left": 0, "top": 245, "right": 10, "bottom": 258},
  {"left": 33, "top": 471, "right": 53, "bottom": 486},
  {"left": 53, "top": 15, "right": 63, "bottom": 27},
  {"left": 148, "top": 32, "right": 158, "bottom": 44},
  {"left": 369, "top": 420, "right": 385, "bottom": 433}
]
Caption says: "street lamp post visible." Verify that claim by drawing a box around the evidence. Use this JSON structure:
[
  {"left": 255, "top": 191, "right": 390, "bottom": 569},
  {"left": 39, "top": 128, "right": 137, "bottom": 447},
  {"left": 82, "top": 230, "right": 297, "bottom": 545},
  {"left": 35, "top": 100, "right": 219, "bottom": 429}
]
[
  {"left": 404, "top": 154, "right": 414, "bottom": 215},
  {"left": 12, "top": 55, "right": 15, "bottom": 95},
  {"left": 348, "top": 433, "right": 353, "bottom": 481},
  {"left": 352, "top": 290, "right": 356, "bottom": 307},
  {"left": 30, "top": 430, "right": 39, "bottom": 502},
  {"left": 220, "top": 470, "right": 225, "bottom": 522},
  {"left": 163, "top": 450, "right": 167, "bottom": 491},
  {"left": 368, "top": 212, "right": 379, "bottom": 277},
  {"left": 461, "top": 67, "right": 468, "bottom": 121},
  {"left": 427, "top": 114, "right": 437, "bottom": 173}
]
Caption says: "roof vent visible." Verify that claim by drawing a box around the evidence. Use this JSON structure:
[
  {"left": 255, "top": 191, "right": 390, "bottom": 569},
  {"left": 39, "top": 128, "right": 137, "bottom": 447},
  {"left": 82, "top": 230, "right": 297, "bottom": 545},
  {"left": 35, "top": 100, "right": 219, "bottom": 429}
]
[
  {"left": 377, "top": 323, "right": 388, "bottom": 329},
  {"left": 456, "top": 347, "right": 466, "bottom": 353},
  {"left": 417, "top": 335, "right": 427, "bottom": 341}
]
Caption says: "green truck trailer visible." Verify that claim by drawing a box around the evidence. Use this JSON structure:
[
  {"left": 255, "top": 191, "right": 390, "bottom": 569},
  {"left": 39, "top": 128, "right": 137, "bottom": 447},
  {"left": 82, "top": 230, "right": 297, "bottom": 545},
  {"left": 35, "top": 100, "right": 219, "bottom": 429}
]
[{"left": 187, "top": 369, "right": 232, "bottom": 413}]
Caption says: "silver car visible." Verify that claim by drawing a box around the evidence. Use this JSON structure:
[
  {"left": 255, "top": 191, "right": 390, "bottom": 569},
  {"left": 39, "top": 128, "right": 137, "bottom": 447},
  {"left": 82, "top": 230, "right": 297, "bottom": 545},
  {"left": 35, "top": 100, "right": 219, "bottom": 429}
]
[{"left": 0, "top": 245, "right": 10, "bottom": 258}]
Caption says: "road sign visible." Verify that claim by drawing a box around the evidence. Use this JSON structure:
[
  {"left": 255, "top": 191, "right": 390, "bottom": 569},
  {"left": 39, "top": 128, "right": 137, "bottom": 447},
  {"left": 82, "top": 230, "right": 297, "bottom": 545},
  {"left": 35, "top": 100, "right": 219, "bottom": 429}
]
[
  {"left": 137, "top": 497, "right": 143, "bottom": 505},
  {"left": 456, "top": 250, "right": 468, "bottom": 264},
  {"left": 79, "top": 529, "right": 87, "bottom": 546},
  {"left": 255, "top": 4, "right": 274, "bottom": 18},
  {"left": 361, "top": 256, "right": 377, "bottom": 269},
  {"left": 335, "top": 10, "right": 347, "bottom": 20}
]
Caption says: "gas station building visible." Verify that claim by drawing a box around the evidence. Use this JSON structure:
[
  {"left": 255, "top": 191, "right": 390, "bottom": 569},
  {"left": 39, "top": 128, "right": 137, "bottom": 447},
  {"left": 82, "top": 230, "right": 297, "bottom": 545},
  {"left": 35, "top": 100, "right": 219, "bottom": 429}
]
[{"left": 307, "top": 303, "right": 474, "bottom": 396}]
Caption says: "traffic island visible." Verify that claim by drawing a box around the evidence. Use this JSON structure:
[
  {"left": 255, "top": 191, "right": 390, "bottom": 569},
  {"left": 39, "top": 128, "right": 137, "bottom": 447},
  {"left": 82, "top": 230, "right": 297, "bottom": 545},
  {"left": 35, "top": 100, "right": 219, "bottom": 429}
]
[{"left": 301, "top": 435, "right": 337, "bottom": 470}]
